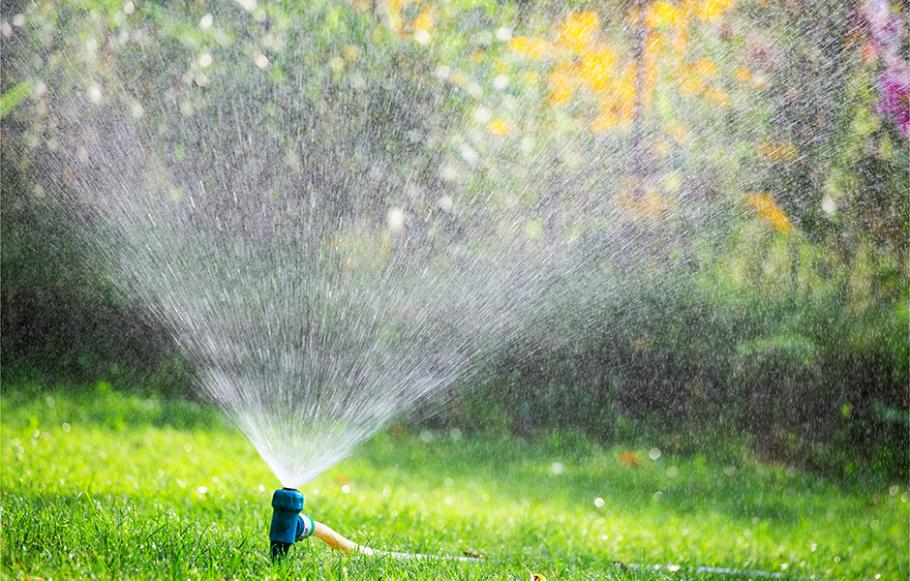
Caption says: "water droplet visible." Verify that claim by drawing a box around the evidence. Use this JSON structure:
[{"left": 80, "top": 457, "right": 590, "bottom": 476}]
[
  {"left": 472, "top": 106, "right": 492, "bottom": 124},
  {"left": 593, "top": 497, "right": 605, "bottom": 508},
  {"left": 88, "top": 84, "right": 102, "bottom": 104},
  {"left": 199, "top": 53, "right": 212, "bottom": 68},
  {"left": 459, "top": 145, "right": 478, "bottom": 166},
  {"left": 439, "top": 164, "right": 458, "bottom": 181},
  {"left": 61, "top": 422, "right": 71, "bottom": 433},
  {"left": 197, "top": 486, "right": 208, "bottom": 495},
  {"left": 433, "top": 65, "right": 450, "bottom": 80},
  {"left": 648, "top": 447, "right": 661, "bottom": 460},
  {"left": 341, "top": 484, "right": 351, "bottom": 494},
  {"left": 387, "top": 207, "right": 406, "bottom": 232},
  {"left": 350, "top": 72, "right": 366, "bottom": 90},
  {"left": 199, "top": 13, "right": 213, "bottom": 30}
]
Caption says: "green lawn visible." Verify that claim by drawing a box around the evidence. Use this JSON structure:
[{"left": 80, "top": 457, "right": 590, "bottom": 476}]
[{"left": 1, "top": 386, "right": 907, "bottom": 579}]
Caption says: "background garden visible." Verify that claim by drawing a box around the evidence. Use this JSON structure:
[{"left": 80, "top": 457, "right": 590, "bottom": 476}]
[{"left": 1, "top": 0, "right": 907, "bottom": 578}]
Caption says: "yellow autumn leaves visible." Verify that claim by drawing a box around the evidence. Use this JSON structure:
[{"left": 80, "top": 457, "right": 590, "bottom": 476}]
[
  {"left": 647, "top": 0, "right": 735, "bottom": 27},
  {"left": 750, "top": 140, "right": 799, "bottom": 233},
  {"left": 747, "top": 194, "right": 792, "bottom": 233},
  {"left": 378, "top": 1, "right": 793, "bottom": 234},
  {"left": 385, "top": 0, "right": 434, "bottom": 44},
  {"left": 756, "top": 140, "right": 799, "bottom": 163},
  {"left": 509, "top": 1, "right": 736, "bottom": 132},
  {"left": 487, "top": 118, "right": 511, "bottom": 136},
  {"left": 510, "top": 11, "right": 638, "bottom": 128}
]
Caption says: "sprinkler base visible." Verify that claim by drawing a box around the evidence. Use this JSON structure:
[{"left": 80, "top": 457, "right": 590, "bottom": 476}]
[
  {"left": 270, "top": 541, "right": 293, "bottom": 559},
  {"left": 269, "top": 488, "right": 314, "bottom": 559}
]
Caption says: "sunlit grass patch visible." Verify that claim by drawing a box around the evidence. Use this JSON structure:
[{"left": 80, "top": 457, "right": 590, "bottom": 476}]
[{"left": 2, "top": 388, "right": 907, "bottom": 579}]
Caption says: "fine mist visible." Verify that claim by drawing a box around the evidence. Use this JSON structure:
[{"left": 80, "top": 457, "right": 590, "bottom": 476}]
[{"left": 4, "top": 0, "right": 866, "bottom": 487}]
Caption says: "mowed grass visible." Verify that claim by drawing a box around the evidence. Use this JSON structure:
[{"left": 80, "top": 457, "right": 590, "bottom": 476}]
[{"left": 1, "top": 386, "right": 907, "bottom": 580}]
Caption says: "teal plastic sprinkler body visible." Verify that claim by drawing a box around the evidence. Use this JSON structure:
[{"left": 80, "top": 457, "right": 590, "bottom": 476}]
[{"left": 269, "top": 488, "right": 315, "bottom": 558}]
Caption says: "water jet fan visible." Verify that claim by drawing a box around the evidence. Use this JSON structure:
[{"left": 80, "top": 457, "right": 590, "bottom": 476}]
[{"left": 4, "top": 0, "right": 730, "bottom": 565}]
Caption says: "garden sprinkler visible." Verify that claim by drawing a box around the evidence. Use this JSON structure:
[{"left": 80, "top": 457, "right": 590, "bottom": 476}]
[
  {"left": 269, "top": 488, "right": 315, "bottom": 558},
  {"left": 269, "top": 488, "right": 364, "bottom": 559},
  {"left": 269, "top": 487, "right": 479, "bottom": 561}
]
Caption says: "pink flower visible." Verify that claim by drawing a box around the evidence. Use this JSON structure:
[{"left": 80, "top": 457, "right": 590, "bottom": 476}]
[
  {"left": 877, "top": 66, "right": 910, "bottom": 137},
  {"left": 863, "top": 1, "right": 909, "bottom": 136}
]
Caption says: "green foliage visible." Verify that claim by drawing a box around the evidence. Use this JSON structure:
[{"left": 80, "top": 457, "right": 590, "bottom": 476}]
[
  {"left": 1, "top": 0, "right": 906, "bottom": 481},
  {"left": 451, "top": 223, "right": 909, "bottom": 479},
  {"left": 2, "top": 388, "right": 907, "bottom": 579},
  {"left": 0, "top": 81, "right": 30, "bottom": 119}
]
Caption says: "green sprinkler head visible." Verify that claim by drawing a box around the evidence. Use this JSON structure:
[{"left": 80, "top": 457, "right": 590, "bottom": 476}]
[{"left": 269, "top": 488, "right": 315, "bottom": 559}]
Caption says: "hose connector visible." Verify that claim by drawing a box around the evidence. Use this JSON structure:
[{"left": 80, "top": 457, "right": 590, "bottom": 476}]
[{"left": 269, "top": 488, "right": 315, "bottom": 559}]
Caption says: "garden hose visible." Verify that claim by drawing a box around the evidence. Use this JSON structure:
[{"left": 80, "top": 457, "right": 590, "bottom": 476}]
[
  {"left": 269, "top": 489, "right": 822, "bottom": 577},
  {"left": 269, "top": 488, "right": 479, "bottom": 561}
]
